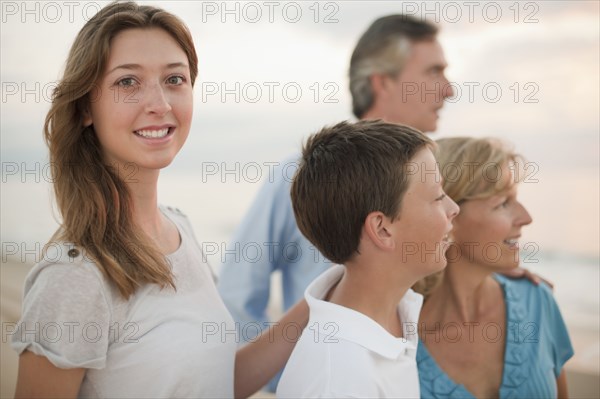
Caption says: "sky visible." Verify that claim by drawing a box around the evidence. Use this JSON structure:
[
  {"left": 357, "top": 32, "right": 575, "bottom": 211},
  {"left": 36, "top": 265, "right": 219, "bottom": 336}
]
[{"left": 1, "top": 0, "right": 599, "bottom": 257}]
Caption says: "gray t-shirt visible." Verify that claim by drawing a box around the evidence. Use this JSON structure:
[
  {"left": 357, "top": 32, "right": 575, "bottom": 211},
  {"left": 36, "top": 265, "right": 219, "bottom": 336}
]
[{"left": 12, "top": 206, "right": 236, "bottom": 398}]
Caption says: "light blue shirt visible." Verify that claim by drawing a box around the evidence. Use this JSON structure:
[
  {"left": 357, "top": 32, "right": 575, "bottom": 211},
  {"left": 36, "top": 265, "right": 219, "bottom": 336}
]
[
  {"left": 217, "top": 155, "right": 331, "bottom": 389},
  {"left": 417, "top": 274, "right": 574, "bottom": 399}
]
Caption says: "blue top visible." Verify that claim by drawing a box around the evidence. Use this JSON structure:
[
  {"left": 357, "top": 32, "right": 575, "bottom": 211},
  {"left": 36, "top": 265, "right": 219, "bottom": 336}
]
[
  {"left": 417, "top": 274, "right": 574, "bottom": 399},
  {"left": 217, "top": 155, "right": 331, "bottom": 390}
]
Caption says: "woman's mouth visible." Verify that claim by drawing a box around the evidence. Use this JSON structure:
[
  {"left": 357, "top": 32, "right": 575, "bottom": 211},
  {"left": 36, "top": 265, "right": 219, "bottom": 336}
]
[{"left": 134, "top": 127, "right": 173, "bottom": 138}]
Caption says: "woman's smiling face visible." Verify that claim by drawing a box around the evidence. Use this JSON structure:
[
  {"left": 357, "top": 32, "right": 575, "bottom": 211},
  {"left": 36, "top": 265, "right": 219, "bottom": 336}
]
[
  {"left": 86, "top": 28, "right": 193, "bottom": 173},
  {"left": 449, "top": 167, "right": 533, "bottom": 270}
]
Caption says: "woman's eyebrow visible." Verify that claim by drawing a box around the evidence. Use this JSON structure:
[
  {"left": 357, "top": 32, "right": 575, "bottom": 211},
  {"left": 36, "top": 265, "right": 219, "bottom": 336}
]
[{"left": 107, "top": 62, "right": 188, "bottom": 74}]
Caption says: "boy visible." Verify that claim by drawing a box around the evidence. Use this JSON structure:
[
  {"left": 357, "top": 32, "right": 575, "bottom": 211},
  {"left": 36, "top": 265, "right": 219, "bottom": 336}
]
[{"left": 277, "top": 120, "right": 459, "bottom": 397}]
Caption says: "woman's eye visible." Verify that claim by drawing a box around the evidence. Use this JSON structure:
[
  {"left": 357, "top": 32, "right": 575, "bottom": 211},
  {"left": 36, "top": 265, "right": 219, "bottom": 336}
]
[
  {"left": 495, "top": 199, "right": 510, "bottom": 209},
  {"left": 117, "top": 77, "right": 136, "bottom": 87},
  {"left": 167, "top": 75, "right": 185, "bottom": 85},
  {"left": 436, "top": 193, "right": 446, "bottom": 201}
]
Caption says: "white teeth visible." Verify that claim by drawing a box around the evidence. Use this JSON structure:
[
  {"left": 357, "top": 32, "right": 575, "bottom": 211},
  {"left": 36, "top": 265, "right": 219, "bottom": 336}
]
[
  {"left": 135, "top": 128, "right": 170, "bottom": 138},
  {"left": 504, "top": 239, "right": 518, "bottom": 245}
]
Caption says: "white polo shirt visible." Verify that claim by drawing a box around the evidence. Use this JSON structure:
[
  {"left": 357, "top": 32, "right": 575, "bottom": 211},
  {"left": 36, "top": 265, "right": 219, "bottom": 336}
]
[{"left": 277, "top": 264, "right": 423, "bottom": 398}]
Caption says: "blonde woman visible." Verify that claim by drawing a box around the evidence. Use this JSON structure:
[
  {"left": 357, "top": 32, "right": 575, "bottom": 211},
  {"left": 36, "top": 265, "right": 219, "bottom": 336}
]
[
  {"left": 415, "top": 137, "right": 573, "bottom": 398},
  {"left": 11, "top": 2, "right": 306, "bottom": 398}
]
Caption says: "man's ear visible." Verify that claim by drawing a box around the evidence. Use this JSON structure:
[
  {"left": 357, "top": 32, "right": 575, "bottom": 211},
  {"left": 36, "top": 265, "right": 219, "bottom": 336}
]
[
  {"left": 364, "top": 211, "right": 396, "bottom": 251},
  {"left": 369, "top": 73, "right": 390, "bottom": 99}
]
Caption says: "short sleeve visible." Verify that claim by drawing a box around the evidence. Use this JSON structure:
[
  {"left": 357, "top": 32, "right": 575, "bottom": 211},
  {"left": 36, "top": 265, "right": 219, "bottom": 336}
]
[
  {"left": 539, "top": 284, "right": 574, "bottom": 376},
  {"left": 11, "top": 262, "right": 112, "bottom": 369}
]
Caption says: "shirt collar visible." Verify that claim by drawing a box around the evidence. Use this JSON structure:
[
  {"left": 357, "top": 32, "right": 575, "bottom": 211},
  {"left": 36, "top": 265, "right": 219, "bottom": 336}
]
[{"left": 305, "top": 264, "right": 424, "bottom": 360}]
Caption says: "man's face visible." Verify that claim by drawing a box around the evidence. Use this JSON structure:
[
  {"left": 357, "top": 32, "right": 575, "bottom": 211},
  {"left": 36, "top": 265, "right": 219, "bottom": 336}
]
[{"left": 378, "top": 39, "right": 453, "bottom": 133}]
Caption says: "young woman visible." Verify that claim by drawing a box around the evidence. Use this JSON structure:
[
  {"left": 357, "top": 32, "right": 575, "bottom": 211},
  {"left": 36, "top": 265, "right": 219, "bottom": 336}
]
[
  {"left": 415, "top": 137, "right": 573, "bottom": 398},
  {"left": 11, "top": 2, "right": 306, "bottom": 398}
]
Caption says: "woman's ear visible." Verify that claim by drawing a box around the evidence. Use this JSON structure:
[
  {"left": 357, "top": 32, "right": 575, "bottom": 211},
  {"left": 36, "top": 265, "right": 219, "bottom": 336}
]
[
  {"left": 363, "top": 211, "right": 396, "bottom": 251},
  {"left": 81, "top": 91, "right": 96, "bottom": 127},
  {"left": 82, "top": 108, "right": 93, "bottom": 127}
]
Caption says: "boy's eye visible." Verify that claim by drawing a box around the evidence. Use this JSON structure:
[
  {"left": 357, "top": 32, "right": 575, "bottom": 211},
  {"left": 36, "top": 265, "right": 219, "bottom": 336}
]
[
  {"left": 429, "top": 67, "right": 444, "bottom": 77},
  {"left": 436, "top": 193, "right": 446, "bottom": 201}
]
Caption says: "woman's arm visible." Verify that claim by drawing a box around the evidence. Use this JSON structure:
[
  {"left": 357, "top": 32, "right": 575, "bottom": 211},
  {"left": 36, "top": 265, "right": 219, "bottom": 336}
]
[
  {"left": 557, "top": 370, "right": 569, "bottom": 399},
  {"left": 14, "top": 351, "right": 85, "bottom": 399},
  {"left": 234, "top": 299, "right": 309, "bottom": 398}
]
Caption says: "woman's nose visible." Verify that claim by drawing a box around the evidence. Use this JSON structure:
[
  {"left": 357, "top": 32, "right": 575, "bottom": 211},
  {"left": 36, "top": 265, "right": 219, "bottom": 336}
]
[{"left": 144, "top": 84, "right": 172, "bottom": 116}]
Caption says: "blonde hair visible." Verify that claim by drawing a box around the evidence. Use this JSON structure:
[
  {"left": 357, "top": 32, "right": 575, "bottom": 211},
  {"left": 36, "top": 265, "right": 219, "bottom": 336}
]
[
  {"left": 44, "top": 1, "right": 198, "bottom": 299},
  {"left": 436, "top": 137, "right": 523, "bottom": 204},
  {"left": 413, "top": 137, "right": 524, "bottom": 297}
]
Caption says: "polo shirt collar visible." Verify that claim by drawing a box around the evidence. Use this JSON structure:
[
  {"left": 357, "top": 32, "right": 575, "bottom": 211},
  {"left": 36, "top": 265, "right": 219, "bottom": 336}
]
[{"left": 305, "top": 264, "right": 423, "bottom": 360}]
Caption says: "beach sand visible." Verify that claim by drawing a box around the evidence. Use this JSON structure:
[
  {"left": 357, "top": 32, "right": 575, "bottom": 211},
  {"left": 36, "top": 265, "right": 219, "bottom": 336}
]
[
  {"left": 1, "top": 259, "right": 30, "bottom": 399},
  {"left": 1, "top": 259, "right": 598, "bottom": 398}
]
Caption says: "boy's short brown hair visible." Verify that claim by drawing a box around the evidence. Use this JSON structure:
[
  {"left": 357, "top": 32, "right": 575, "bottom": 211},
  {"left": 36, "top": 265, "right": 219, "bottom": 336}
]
[{"left": 291, "top": 120, "right": 432, "bottom": 264}]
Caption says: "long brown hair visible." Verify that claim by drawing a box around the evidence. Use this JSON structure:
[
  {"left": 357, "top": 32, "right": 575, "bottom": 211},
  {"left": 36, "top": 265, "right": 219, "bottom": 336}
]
[{"left": 44, "top": 1, "right": 198, "bottom": 298}]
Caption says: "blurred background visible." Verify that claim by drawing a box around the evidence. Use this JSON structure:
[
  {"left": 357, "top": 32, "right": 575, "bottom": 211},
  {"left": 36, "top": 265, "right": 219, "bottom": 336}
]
[{"left": 2, "top": 0, "right": 598, "bottom": 397}]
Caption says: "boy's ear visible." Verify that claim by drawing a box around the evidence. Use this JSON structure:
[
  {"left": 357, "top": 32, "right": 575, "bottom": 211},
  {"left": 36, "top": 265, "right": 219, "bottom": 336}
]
[{"left": 364, "top": 211, "right": 395, "bottom": 251}]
